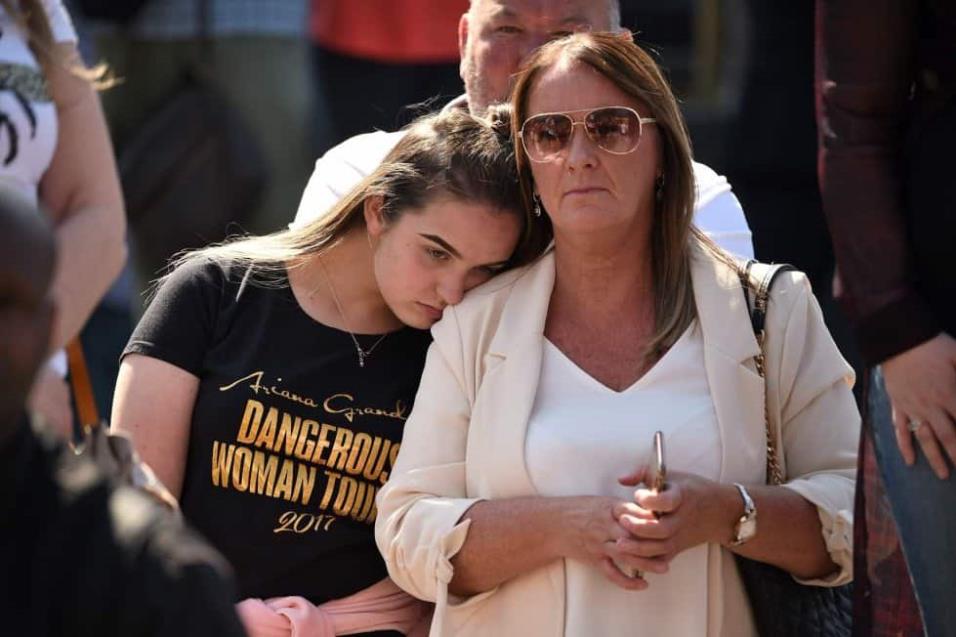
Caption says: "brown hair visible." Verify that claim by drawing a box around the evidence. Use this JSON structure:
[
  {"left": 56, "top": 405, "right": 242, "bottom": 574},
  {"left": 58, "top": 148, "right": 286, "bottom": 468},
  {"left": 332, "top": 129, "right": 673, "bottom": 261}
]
[
  {"left": 511, "top": 31, "right": 723, "bottom": 356},
  {"left": 167, "top": 104, "right": 546, "bottom": 288}
]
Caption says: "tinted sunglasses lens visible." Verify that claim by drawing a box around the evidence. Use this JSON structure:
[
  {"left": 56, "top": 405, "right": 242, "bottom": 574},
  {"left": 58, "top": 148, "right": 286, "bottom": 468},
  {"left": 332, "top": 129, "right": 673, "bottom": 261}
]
[
  {"left": 523, "top": 114, "right": 572, "bottom": 160},
  {"left": 585, "top": 108, "right": 642, "bottom": 153}
]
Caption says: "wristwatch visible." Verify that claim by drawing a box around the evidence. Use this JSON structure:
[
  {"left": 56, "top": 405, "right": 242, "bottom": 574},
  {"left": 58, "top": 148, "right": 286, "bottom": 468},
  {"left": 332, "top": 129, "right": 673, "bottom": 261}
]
[{"left": 730, "top": 483, "right": 757, "bottom": 546}]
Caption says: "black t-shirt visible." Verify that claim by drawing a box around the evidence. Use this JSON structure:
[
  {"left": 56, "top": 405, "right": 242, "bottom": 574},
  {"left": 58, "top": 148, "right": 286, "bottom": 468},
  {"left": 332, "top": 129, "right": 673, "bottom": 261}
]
[{"left": 123, "top": 258, "right": 431, "bottom": 604}]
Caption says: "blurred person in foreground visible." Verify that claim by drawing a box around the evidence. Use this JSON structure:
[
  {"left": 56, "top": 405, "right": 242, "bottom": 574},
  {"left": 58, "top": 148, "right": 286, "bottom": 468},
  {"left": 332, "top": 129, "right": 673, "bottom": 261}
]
[
  {"left": 0, "top": 189, "right": 245, "bottom": 637},
  {"left": 293, "top": 0, "right": 754, "bottom": 261},
  {"left": 0, "top": 0, "right": 126, "bottom": 437},
  {"left": 816, "top": 1, "right": 956, "bottom": 635},
  {"left": 376, "top": 32, "right": 858, "bottom": 636}
]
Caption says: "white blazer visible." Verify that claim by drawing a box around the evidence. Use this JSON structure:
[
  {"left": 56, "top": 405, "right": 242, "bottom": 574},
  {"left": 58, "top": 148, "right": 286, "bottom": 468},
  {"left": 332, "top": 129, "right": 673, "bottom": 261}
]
[{"left": 376, "top": 246, "right": 859, "bottom": 637}]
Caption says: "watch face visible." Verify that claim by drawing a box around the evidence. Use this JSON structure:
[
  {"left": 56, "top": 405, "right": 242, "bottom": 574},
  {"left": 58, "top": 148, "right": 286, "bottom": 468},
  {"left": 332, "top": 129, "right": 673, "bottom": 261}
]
[{"left": 739, "top": 517, "right": 757, "bottom": 541}]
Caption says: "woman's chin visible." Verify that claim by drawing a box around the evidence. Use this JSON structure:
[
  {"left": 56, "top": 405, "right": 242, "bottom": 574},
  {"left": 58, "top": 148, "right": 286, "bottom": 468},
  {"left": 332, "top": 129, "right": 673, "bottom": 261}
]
[
  {"left": 394, "top": 304, "right": 441, "bottom": 330},
  {"left": 554, "top": 209, "right": 632, "bottom": 236}
]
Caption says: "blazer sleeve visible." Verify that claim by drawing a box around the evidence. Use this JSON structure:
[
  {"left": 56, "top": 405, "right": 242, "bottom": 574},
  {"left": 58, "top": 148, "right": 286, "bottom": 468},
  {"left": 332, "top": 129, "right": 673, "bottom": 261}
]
[
  {"left": 766, "top": 272, "right": 860, "bottom": 586},
  {"left": 375, "top": 309, "right": 483, "bottom": 604}
]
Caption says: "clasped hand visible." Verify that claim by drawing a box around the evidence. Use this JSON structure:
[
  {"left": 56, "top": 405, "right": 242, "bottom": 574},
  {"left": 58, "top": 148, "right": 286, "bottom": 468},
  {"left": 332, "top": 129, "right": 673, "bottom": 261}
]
[{"left": 566, "top": 468, "right": 736, "bottom": 591}]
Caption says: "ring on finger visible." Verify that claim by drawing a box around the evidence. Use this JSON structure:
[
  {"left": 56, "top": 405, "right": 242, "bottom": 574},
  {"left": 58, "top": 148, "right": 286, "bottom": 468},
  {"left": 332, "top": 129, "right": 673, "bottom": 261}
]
[
  {"left": 616, "top": 562, "right": 644, "bottom": 579},
  {"left": 907, "top": 418, "right": 924, "bottom": 433}
]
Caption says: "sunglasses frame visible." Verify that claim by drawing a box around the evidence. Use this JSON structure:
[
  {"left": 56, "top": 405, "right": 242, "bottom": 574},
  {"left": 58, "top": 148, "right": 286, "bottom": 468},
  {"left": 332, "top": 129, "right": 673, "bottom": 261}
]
[{"left": 519, "top": 106, "right": 657, "bottom": 163}]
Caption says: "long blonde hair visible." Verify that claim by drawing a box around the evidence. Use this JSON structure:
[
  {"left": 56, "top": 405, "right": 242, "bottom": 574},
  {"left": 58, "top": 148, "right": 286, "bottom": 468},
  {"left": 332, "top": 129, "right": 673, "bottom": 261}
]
[
  {"left": 511, "top": 31, "right": 729, "bottom": 356},
  {"left": 165, "top": 105, "right": 546, "bottom": 290}
]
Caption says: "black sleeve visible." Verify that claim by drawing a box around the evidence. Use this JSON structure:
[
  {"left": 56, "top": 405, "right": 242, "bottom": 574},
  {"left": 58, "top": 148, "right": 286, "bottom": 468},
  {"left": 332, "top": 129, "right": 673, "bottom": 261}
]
[
  {"left": 136, "top": 518, "right": 248, "bottom": 637},
  {"left": 122, "top": 258, "right": 229, "bottom": 376}
]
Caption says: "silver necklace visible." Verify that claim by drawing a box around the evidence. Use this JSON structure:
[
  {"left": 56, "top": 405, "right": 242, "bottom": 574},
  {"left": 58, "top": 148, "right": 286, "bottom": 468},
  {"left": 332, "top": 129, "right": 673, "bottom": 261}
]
[{"left": 317, "top": 257, "right": 388, "bottom": 368}]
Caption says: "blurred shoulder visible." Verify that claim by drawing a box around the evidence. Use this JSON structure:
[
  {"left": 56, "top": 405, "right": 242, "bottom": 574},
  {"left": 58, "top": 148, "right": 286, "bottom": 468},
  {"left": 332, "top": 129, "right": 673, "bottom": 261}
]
[
  {"left": 324, "top": 129, "right": 406, "bottom": 166},
  {"left": 690, "top": 161, "right": 731, "bottom": 206}
]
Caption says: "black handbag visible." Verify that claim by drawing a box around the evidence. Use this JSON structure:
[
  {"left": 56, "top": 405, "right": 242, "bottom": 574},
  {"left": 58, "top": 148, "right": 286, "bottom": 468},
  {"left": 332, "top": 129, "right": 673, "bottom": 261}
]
[
  {"left": 735, "top": 261, "right": 853, "bottom": 637},
  {"left": 118, "top": 0, "right": 267, "bottom": 273}
]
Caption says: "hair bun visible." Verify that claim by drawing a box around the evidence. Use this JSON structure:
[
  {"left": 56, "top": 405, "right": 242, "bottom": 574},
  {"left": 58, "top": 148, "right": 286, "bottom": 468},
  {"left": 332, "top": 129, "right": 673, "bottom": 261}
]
[{"left": 484, "top": 103, "right": 514, "bottom": 142}]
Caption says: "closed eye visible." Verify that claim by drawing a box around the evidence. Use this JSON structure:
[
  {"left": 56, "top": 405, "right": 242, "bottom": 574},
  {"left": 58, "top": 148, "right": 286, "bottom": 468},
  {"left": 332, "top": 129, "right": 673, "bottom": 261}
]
[
  {"left": 426, "top": 247, "right": 451, "bottom": 262},
  {"left": 479, "top": 265, "right": 506, "bottom": 276}
]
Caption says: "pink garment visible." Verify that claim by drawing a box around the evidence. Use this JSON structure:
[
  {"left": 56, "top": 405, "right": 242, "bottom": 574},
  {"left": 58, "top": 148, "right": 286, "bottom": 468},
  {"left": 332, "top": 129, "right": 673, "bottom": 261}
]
[{"left": 236, "top": 578, "right": 430, "bottom": 637}]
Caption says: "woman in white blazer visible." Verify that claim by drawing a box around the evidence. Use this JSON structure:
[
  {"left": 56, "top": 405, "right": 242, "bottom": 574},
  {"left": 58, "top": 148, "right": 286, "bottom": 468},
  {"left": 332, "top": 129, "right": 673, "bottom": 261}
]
[{"left": 375, "top": 33, "right": 859, "bottom": 636}]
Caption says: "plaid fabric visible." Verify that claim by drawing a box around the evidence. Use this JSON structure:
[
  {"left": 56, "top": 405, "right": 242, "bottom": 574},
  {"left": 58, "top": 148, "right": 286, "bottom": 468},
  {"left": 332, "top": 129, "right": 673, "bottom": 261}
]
[
  {"left": 125, "top": 0, "right": 307, "bottom": 38},
  {"left": 853, "top": 426, "right": 924, "bottom": 637}
]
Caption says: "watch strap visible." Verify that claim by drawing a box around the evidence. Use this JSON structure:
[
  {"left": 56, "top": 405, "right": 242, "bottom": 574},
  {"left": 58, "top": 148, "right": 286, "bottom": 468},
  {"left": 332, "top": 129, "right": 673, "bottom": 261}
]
[{"left": 730, "top": 483, "right": 757, "bottom": 546}]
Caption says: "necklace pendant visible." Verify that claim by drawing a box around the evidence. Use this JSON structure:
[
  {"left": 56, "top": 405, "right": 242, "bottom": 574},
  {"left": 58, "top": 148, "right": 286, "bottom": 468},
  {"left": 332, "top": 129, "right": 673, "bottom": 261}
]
[{"left": 357, "top": 347, "right": 366, "bottom": 368}]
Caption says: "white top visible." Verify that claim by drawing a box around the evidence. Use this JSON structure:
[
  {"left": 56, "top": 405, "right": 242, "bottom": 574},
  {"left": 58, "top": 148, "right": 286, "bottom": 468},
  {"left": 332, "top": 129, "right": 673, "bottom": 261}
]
[
  {"left": 526, "top": 323, "right": 734, "bottom": 636},
  {"left": 292, "top": 122, "right": 754, "bottom": 259},
  {"left": 0, "top": 1, "right": 76, "bottom": 376},
  {"left": 0, "top": 1, "right": 76, "bottom": 46},
  {"left": 0, "top": 0, "right": 76, "bottom": 206}
]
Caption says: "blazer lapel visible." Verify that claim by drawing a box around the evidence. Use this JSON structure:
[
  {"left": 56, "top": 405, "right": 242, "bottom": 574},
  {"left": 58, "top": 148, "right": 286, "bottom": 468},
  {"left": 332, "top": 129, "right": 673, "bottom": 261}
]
[
  {"left": 469, "top": 248, "right": 766, "bottom": 495},
  {"left": 691, "top": 248, "right": 767, "bottom": 485},
  {"left": 468, "top": 253, "right": 556, "bottom": 498}
]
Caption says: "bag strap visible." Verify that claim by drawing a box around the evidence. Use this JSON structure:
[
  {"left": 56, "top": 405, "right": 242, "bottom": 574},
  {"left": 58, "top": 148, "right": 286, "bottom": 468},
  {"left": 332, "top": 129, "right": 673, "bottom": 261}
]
[
  {"left": 737, "top": 260, "right": 795, "bottom": 486},
  {"left": 65, "top": 338, "right": 101, "bottom": 431}
]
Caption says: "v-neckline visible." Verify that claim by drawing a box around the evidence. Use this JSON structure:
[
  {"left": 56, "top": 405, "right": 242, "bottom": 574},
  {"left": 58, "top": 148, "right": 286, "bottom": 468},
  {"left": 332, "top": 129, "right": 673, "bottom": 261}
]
[{"left": 543, "top": 323, "right": 694, "bottom": 395}]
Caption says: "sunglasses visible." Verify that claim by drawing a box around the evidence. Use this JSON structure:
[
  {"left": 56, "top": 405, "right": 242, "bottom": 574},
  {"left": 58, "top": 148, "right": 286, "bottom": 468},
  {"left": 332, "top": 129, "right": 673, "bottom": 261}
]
[{"left": 519, "top": 106, "right": 657, "bottom": 163}]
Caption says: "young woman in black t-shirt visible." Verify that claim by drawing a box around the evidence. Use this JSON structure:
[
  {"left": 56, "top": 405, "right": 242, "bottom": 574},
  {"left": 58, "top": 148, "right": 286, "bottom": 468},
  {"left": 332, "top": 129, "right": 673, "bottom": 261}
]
[{"left": 110, "top": 107, "right": 541, "bottom": 635}]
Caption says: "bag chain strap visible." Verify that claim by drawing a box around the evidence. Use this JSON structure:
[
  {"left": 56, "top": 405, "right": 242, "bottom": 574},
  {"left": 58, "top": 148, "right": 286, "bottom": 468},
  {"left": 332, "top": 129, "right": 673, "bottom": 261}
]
[{"left": 738, "top": 261, "right": 791, "bottom": 487}]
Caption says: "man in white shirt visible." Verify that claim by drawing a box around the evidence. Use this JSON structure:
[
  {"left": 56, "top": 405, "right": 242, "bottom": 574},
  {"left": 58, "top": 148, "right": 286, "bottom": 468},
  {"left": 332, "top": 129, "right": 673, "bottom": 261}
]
[{"left": 294, "top": 0, "right": 753, "bottom": 258}]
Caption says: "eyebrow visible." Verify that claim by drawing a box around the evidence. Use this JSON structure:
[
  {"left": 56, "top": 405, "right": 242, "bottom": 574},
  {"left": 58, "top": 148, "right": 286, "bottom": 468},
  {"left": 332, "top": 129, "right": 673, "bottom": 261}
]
[{"left": 420, "top": 233, "right": 462, "bottom": 259}]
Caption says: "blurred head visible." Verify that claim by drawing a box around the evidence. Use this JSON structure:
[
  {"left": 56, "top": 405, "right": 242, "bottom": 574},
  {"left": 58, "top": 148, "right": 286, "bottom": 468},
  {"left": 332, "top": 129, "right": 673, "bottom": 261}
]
[
  {"left": 0, "top": 189, "right": 56, "bottom": 429},
  {"left": 511, "top": 31, "right": 698, "bottom": 354},
  {"left": 178, "top": 106, "right": 545, "bottom": 329},
  {"left": 459, "top": 0, "right": 622, "bottom": 116}
]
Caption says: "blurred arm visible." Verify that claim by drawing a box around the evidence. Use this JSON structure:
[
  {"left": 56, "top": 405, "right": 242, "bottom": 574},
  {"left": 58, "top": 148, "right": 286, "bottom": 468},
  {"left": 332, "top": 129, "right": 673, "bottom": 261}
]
[
  {"left": 815, "top": 0, "right": 934, "bottom": 365},
  {"left": 40, "top": 43, "right": 126, "bottom": 349}
]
